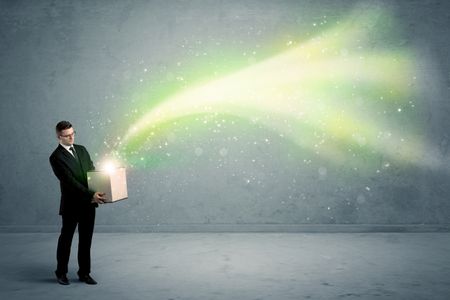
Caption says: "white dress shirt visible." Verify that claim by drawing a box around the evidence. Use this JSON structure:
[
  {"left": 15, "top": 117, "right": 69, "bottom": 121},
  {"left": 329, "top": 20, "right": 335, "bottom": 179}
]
[{"left": 60, "top": 143, "right": 75, "bottom": 157}]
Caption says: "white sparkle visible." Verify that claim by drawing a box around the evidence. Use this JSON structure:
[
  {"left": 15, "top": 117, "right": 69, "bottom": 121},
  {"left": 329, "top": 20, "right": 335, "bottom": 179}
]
[
  {"left": 195, "top": 147, "right": 203, "bottom": 156},
  {"left": 219, "top": 148, "right": 228, "bottom": 156}
]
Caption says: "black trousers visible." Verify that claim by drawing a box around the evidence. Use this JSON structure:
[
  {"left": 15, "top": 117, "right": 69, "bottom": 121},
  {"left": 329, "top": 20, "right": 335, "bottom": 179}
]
[{"left": 56, "top": 207, "right": 96, "bottom": 276}]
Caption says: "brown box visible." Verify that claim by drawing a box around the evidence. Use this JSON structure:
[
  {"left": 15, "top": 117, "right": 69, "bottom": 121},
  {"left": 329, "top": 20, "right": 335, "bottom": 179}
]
[{"left": 87, "top": 167, "right": 128, "bottom": 203}]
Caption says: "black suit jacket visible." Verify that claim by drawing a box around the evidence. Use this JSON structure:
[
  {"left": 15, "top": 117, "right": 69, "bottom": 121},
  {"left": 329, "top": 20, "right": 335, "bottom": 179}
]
[{"left": 49, "top": 144, "right": 98, "bottom": 215}]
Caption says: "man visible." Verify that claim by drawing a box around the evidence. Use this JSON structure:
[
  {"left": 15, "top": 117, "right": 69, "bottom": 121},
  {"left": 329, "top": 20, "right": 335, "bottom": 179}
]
[{"left": 49, "top": 121, "right": 106, "bottom": 285}]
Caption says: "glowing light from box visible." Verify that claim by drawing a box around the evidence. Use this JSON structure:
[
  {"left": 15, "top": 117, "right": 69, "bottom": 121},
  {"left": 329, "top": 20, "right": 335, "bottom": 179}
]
[{"left": 100, "top": 161, "right": 118, "bottom": 174}]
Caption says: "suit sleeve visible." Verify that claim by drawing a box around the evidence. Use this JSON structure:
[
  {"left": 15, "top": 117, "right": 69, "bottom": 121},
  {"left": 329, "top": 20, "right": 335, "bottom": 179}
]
[{"left": 49, "top": 154, "right": 95, "bottom": 200}]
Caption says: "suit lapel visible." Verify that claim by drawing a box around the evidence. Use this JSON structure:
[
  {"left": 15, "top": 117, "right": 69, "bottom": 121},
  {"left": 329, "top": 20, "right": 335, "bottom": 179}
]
[
  {"left": 57, "top": 144, "right": 82, "bottom": 172},
  {"left": 73, "top": 144, "right": 86, "bottom": 172}
]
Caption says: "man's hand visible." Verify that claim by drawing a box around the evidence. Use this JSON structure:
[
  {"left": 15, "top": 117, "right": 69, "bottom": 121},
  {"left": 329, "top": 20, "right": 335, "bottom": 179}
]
[{"left": 91, "top": 192, "right": 107, "bottom": 204}]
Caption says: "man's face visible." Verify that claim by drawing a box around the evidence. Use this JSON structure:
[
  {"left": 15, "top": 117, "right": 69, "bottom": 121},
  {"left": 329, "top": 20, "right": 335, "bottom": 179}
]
[{"left": 58, "top": 127, "right": 75, "bottom": 146}]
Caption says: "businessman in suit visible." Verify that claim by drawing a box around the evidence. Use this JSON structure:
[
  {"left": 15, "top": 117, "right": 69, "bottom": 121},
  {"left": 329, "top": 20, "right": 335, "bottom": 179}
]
[{"left": 49, "top": 121, "right": 106, "bottom": 285}]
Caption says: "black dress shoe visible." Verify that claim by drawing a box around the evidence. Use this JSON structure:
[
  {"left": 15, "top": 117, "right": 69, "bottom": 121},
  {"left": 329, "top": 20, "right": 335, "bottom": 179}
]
[
  {"left": 55, "top": 272, "right": 70, "bottom": 285},
  {"left": 78, "top": 274, "right": 98, "bottom": 285}
]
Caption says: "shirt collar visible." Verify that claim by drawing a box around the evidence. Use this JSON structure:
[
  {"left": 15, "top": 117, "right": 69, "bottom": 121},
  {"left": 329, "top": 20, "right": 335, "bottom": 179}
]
[{"left": 59, "top": 143, "right": 74, "bottom": 153}]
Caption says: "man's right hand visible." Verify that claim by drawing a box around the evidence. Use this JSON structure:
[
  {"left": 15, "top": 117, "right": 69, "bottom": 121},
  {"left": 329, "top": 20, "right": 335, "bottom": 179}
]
[{"left": 91, "top": 192, "right": 107, "bottom": 204}]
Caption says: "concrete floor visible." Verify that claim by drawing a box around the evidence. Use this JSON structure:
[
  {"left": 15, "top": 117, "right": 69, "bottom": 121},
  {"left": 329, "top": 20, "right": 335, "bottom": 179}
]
[{"left": 0, "top": 233, "right": 449, "bottom": 300}]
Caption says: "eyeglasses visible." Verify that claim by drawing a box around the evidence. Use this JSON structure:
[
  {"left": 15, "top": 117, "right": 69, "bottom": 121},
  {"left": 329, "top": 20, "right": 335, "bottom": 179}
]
[{"left": 60, "top": 131, "right": 76, "bottom": 138}]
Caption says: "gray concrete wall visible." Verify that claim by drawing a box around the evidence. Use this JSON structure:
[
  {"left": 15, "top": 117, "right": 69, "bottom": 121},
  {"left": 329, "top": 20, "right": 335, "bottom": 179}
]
[{"left": 1, "top": 0, "right": 449, "bottom": 227}]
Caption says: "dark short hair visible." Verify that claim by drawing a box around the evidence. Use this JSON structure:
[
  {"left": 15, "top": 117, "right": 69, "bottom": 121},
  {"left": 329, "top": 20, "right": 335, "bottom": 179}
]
[{"left": 56, "top": 121, "right": 72, "bottom": 133}]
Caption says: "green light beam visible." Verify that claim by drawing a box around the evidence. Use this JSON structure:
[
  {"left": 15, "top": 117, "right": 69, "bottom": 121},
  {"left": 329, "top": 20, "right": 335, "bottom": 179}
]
[{"left": 112, "top": 3, "right": 434, "bottom": 171}]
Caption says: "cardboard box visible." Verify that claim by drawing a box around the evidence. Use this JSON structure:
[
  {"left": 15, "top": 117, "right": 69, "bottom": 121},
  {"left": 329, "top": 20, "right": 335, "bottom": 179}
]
[{"left": 87, "top": 167, "right": 128, "bottom": 203}]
